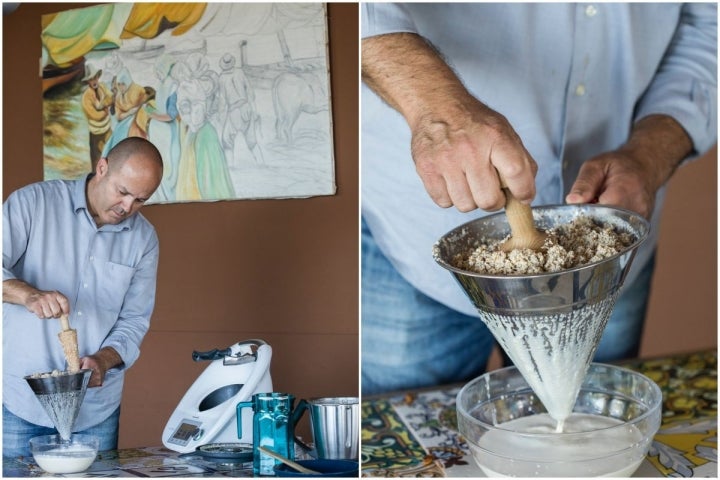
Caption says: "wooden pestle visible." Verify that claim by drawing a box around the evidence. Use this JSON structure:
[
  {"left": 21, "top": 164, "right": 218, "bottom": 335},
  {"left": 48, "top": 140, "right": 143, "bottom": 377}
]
[
  {"left": 58, "top": 314, "right": 81, "bottom": 372},
  {"left": 498, "top": 174, "right": 547, "bottom": 252}
]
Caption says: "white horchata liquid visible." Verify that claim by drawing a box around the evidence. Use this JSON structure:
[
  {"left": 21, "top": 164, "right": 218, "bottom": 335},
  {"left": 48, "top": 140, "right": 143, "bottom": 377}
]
[
  {"left": 480, "top": 292, "right": 620, "bottom": 430},
  {"left": 472, "top": 413, "right": 645, "bottom": 477},
  {"left": 34, "top": 444, "right": 96, "bottom": 474}
]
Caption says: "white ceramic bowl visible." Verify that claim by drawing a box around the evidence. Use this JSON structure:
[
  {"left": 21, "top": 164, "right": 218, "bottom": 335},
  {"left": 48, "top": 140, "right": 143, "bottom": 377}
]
[
  {"left": 30, "top": 434, "right": 99, "bottom": 474},
  {"left": 456, "top": 363, "right": 662, "bottom": 477}
]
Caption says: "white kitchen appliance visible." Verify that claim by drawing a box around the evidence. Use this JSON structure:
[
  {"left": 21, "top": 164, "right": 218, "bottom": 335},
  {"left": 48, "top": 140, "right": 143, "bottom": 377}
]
[{"left": 162, "top": 339, "right": 272, "bottom": 453}]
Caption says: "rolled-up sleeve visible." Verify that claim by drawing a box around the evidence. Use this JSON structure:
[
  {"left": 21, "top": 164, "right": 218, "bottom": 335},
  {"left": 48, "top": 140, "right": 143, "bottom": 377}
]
[
  {"left": 362, "top": 3, "right": 418, "bottom": 38},
  {"left": 634, "top": 3, "right": 718, "bottom": 156}
]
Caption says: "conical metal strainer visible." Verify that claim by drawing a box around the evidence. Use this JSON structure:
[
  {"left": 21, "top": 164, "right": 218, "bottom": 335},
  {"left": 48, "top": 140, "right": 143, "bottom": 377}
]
[
  {"left": 433, "top": 204, "right": 649, "bottom": 421},
  {"left": 25, "top": 369, "right": 92, "bottom": 441}
]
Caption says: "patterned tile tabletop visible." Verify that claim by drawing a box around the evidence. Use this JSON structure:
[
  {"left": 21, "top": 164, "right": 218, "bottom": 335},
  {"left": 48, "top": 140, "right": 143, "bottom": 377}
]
[{"left": 361, "top": 350, "right": 717, "bottom": 477}]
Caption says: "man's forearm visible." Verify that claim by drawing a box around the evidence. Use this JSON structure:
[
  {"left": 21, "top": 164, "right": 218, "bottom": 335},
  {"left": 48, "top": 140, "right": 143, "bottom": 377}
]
[
  {"left": 362, "top": 33, "right": 476, "bottom": 129},
  {"left": 621, "top": 114, "right": 694, "bottom": 192},
  {"left": 362, "top": 31, "right": 539, "bottom": 211},
  {"left": 82, "top": 346, "right": 124, "bottom": 387},
  {"left": 4, "top": 278, "right": 69, "bottom": 318},
  {"left": 94, "top": 346, "right": 123, "bottom": 371},
  {"left": 3, "top": 278, "right": 34, "bottom": 306}
]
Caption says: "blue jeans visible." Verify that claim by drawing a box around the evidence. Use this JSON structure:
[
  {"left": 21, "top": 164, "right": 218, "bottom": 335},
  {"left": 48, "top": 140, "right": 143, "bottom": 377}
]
[
  {"left": 2, "top": 404, "right": 120, "bottom": 458},
  {"left": 361, "top": 218, "right": 653, "bottom": 395}
]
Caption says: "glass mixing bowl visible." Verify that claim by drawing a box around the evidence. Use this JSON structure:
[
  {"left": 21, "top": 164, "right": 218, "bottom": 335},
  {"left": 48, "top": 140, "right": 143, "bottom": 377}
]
[
  {"left": 456, "top": 363, "right": 662, "bottom": 477},
  {"left": 30, "top": 433, "right": 99, "bottom": 474}
]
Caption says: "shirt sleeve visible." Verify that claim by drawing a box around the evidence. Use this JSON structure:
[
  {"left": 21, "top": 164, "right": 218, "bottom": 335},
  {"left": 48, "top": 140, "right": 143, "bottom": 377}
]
[
  {"left": 2, "top": 188, "right": 33, "bottom": 282},
  {"left": 361, "top": 3, "right": 418, "bottom": 39},
  {"left": 100, "top": 228, "right": 159, "bottom": 370},
  {"left": 634, "top": 3, "right": 718, "bottom": 156}
]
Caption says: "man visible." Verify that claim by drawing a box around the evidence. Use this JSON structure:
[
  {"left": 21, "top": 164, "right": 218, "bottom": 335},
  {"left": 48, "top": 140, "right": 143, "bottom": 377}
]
[
  {"left": 80, "top": 64, "right": 114, "bottom": 171},
  {"left": 361, "top": 3, "right": 717, "bottom": 394},
  {"left": 3, "top": 137, "right": 164, "bottom": 456}
]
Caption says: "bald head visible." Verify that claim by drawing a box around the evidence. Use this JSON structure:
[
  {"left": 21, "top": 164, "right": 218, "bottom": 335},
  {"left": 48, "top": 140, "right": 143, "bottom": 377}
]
[
  {"left": 106, "top": 137, "right": 163, "bottom": 174},
  {"left": 87, "top": 137, "right": 164, "bottom": 226}
]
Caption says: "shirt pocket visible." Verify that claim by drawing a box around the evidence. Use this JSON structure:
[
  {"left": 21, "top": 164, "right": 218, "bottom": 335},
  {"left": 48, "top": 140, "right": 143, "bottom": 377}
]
[{"left": 95, "top": 261, "right": 136, "bottom": 314}]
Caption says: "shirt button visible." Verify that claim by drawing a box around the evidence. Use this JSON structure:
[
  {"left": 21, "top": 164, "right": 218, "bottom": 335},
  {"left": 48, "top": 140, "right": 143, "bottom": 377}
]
[
  {"left": 575, "top": 83, "right": 586, "bottom": 96},
  {"left": 83, "top": 283, "right": 88, "bottom": 288},
  {"left": 89, "top": 256, "right": 94, "bottom": 261},
  {"left": 585, "top": 5, "right": 597, "bottom": 17},
  {"left": 77, "top": 311, "right": 83, "bottom": 316}
]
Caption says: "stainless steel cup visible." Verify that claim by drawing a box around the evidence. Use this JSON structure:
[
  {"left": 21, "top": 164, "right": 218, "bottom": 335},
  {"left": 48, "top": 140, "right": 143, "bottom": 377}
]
[{"left": 301, "top": 397, "right": 359, "bottom": 460}]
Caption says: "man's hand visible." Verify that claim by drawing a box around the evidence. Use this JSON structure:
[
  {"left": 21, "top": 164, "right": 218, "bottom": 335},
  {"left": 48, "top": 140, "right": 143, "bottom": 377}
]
[
  {"left": 567, "top": 115, "right": 694, "bottom": 219},
  {"left": 80, "top": 347, "right": 123, "bottom": 387},
  {"left": 2, "top": 279, "right": 69, "bottom": 319},
  {"left": 410, "top": 98, "right": 538, "bottom": 212},
  {"left": 564, "top": 150, "right": 657, "bottom": 218},
  {"left": 363, "top": 33, "right": 537, "bottom": 212}
]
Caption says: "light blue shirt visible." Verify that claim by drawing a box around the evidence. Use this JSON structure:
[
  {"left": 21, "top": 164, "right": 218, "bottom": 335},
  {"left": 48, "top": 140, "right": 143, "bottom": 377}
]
[
  {"left": 3, "top": 177, "right": 160, "bottom": 431},
  {"left": 362, "top": 3, "right": 717, "bottom": 316}
]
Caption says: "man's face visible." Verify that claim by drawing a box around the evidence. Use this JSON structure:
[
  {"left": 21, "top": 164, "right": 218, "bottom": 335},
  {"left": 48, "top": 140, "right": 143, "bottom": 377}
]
[{"left": 88, "top": 156, "right": 160, "bottom": 226}]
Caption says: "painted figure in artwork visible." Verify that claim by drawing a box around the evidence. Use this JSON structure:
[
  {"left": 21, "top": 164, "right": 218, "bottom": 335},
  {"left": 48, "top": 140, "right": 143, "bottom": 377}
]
[
  {"left": 272, "top": 70, "right": 328, "bottom": 145},
  {"left": 147, "top": 56, "right": 182, "bottom": 202},
  {"left": 128, "top": 86, "right": 157, "bottom": 140},
  {"left": 80, "top": 64, "right": 114, "bottom": 171},
  {"left": 176, "top": 78, "right": 236, "bottom": 201},
  {"left": 218, "top": 52, "right": 263, "bottom": 165},
  {"left": 102, "top": 68, "right": 146, "bottom": 157}
]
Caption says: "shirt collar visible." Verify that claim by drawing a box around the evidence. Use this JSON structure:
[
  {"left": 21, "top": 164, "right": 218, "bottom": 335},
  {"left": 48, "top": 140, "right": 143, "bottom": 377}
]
[{"left": 71, "top": 174, "right": 92, "bottom": 214}]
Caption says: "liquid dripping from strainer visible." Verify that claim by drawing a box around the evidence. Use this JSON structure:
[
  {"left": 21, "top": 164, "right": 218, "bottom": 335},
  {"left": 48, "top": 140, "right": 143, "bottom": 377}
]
[
  {"left": 480, "top": 291, "right": 620, "bottom": 432},
  {"left": 35, "top": 390, "right": 85, "bottom": 441}
]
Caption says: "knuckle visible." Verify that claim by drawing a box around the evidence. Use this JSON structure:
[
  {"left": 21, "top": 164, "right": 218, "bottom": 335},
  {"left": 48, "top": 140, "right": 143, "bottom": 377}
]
[
  {"left": 426, "top": 187, "right": 452, "bottom": 208},
  {"left": 473, "top": 190, "right": 504, "bottom": 212},
  {"left": 455, "top": 201, "right": 477, "bottom": 213},
  {"left": 434, "top": 197, "right": 453, "bottom": 208},
  {"left": 415, "top": 159, "right": 439, "bottom": 177},
  {"left": 500, "top": 160, "right": 525, "bottom": 180}
]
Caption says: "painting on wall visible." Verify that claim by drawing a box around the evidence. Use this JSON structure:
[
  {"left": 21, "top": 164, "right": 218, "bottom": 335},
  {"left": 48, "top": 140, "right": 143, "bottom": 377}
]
[{"left": 41, "top": 3, "right": 335, "bottom": 204}]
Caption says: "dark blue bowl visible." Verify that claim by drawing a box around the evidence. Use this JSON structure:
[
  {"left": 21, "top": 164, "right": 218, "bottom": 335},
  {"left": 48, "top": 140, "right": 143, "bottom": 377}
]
[{"left": 273, "top": 459, "right": 359, "bottom": 477}]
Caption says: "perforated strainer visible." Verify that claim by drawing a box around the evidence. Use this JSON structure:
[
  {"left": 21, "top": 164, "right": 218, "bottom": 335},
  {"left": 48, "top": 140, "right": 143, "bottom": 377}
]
[
  {"left": 432, "top": 204, "right": 649, "bottom": 420},
  {"left": 25, "top": 369, "right": 92, "bottom": 441}
]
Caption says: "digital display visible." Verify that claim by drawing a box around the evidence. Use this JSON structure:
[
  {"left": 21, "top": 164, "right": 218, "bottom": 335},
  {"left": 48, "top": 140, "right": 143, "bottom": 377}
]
[{"left": 169, "top": 420, "right": 201, "bottom": 446}]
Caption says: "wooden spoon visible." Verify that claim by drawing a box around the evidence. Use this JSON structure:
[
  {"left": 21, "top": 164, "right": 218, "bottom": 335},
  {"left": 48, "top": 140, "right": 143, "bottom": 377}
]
[
  {"left": 498, "top": 175, "right": 547, "bottom": 252},
  {"left": 58, "top": 314, "right": 81, "bottom": 372},
  {"left": 257, "top": 446, "right": 321, "bottom": 475}
]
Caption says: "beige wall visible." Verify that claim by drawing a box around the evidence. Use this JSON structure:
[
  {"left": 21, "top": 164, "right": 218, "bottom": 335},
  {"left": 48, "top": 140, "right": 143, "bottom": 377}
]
[
  {"left": 641, "top": 145, "right": 717, "bottom": 357},
  {"left": 3, "top": 2, "right": 358, "bottom": 447}
]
